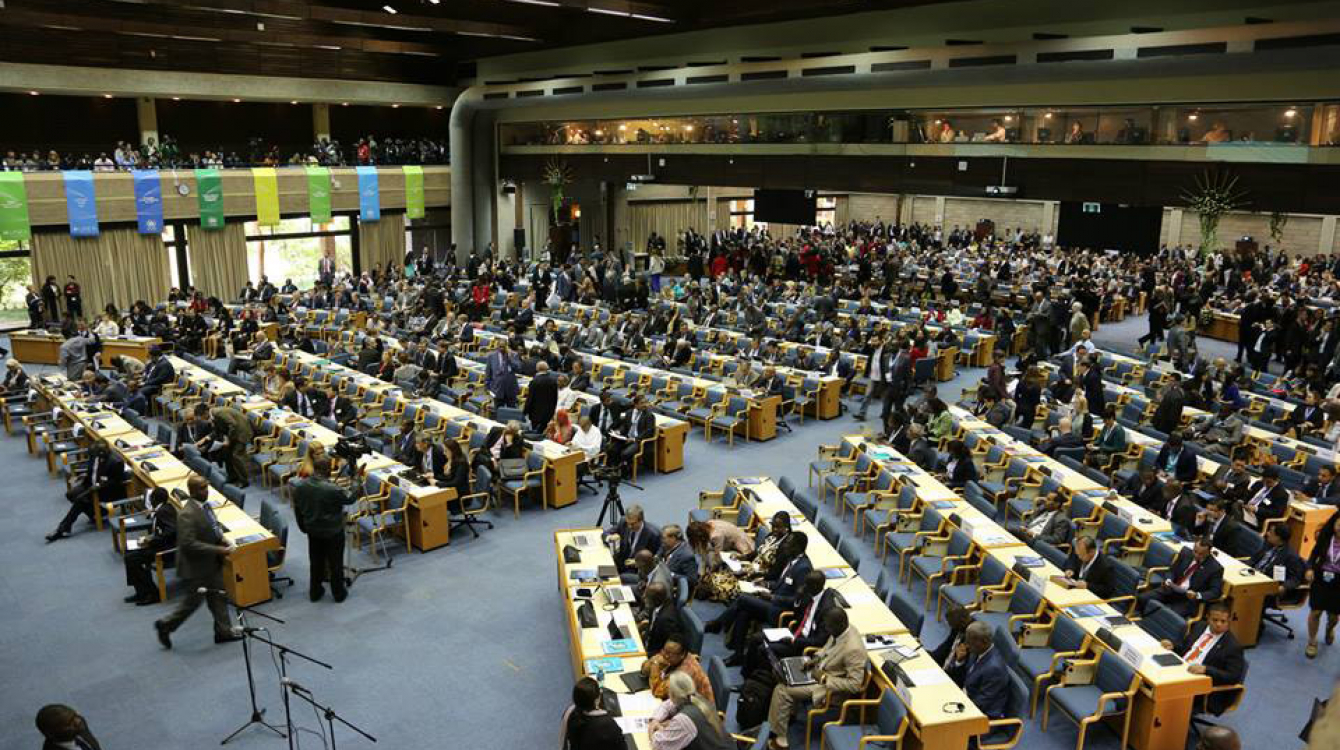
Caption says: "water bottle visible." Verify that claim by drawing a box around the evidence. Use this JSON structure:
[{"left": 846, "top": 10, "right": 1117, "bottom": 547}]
[{"left": 595, "top": 664, "right": 606, "bottom": 686}]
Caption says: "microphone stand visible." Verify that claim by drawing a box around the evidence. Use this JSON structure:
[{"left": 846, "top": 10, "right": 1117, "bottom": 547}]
[
  {"left": 247, "top": 629, "right": 333, "bottom": 750},
  {"left": 284, "top": 679, "right": 378, "bottom": 749},
  {"left": 220, "top": 594, "right": 287, "bottom": 745}
]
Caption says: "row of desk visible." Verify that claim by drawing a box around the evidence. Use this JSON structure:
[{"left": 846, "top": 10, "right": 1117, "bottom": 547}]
[
  {"left": 11, "top": 330, "right": 162, "bottom": 366},
  {"left": 29, "top": 371, "right": 279, "bottom": 607},
  {"left": 834, "top": 433, "right": 1215, "bottom": 750}
]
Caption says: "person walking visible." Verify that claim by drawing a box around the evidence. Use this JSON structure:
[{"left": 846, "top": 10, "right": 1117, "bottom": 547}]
[{"left": 154, "top": 475, "right": 241, "bottom": 648}]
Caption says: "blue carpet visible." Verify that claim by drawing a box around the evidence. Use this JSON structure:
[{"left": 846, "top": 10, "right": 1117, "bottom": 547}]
[{"left": 0, "top": 329, "right": 1330, "bottom": 750}]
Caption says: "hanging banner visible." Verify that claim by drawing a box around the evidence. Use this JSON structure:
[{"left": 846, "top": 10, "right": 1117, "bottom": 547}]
[
  {"left": 132, "top": 169, "right": 163, "bottom": 234},
  {"left": 62, "top": 171, "right": 99, "bottom": 238},
  {"left": 252, "top": 167, "right": 280, "bottom": 227},
  {"left": 305, "top": 166, "right": 332, "bottom": 224},
  {"left": 356, "top": 165, "right": 380, "bottom": 222},
  {"left": 403, "top": 165, "right": 424, "bottom": 220},
  {"left": 0, "top": 172, "right": 31, "bottom": 242},
  {"left": 195, "top": 168, "right": 224, "bottom": 230}
]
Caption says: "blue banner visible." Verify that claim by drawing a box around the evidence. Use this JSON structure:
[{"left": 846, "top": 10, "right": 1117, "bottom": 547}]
[
  {"left": 132, "top": 169, "right": 163, "bottom": 234},
  {"left": 356, "top": 166, "right": 380, "bottom": 222},
  {"left": 62, "top": 170, "right": 99, "bottom": 237}
]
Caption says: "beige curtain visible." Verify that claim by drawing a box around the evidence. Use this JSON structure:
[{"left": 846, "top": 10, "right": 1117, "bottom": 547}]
[
  {"left": 714, "top": 198, "right": 731, "bottom": 234},
  {"left": 359, "top": 212, "right": 406, "bottom": 275},
  {"left": 33, "top": 228, "right": 170, "bottom": 317},
  {"left": 188, "top": 222, "right": 249, "bottom": 301},
  {"left": 628, "top": 201, "right": 710, "bottom": 251},
  {"left": 834, "top": 196, "right": 851, "bottom": 227}
]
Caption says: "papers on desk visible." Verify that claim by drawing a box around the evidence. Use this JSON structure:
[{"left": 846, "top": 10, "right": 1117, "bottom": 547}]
[
  {"left": 234, "top": 533, "right": 266, "bottom": 545},
  {"left": 974, "top": 530, "right": 1016, "bottom": 546},
  {"left": 822, "top": 568, "right": 847, "bottom": 579},
  {"left": 602, "top": 638, "right": 637, "bottom": 655},
  {"left": 903, "top": 667, "right": 953, "bottom": 686},
  {"left": 929, "top": 500, "right": 957, "bottom": 510},
  {"left": 1013, "top": 555, "right": 1044, "bottom": 568},
  {"left": 617, "top": 692, "right": 659, "bottom": 716},
  {"left": 734, "top": 477, "right": 763, "bottom": 485},
  {"left": 615, "top": 717, "right": 649, "bottom": 734},
  {"left": 585, "top": 657, "right": 623, "bottom": 674},
  {"left": 839, "top": 587, "right": 882, "bottom": 606},
  {"left": 762, "top": 628, "right": 793, "bottom": 643},
  {"left": 1064, "top": 604, "right": 1106, "bottom": 619}
]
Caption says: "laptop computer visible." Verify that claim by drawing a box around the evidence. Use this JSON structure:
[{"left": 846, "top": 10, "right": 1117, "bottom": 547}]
[{"left": 768, "top": 648, "right": 816, "bottom": 687}]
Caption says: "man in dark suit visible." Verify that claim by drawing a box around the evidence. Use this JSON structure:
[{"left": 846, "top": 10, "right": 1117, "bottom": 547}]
[
  {"left": 1008, "top": 492, "right": 1073, "bottom": 548},
  {"left": 47, "top": 440, "right": 124, "bottom": 542},
  {"left": 1154, "top": 432, "right": 1199, "bottom": 484},
  {"left": 1079, "top": 358, "right": 1106, "bottom": 416},
  {"left": 708, "top": 533, "right": 813, "bottom": 659},
  {"left": 1151, "top": 375, "right": 1186, "bottom": 435},
  {"left": 613, "top": 393, "right": 656, "bottom": 469},
  {"left": 1060, "top": 536, "right": 1116, "bottom": 600},
  {"left": 1159, "top": 603, "right": 1245, "bottom": 715},
  {"left": 410, "top": 339, "right": 437, "bottom": 371},
  {"left": 742, "top": 570, "right": 845, "bottom": 676},
  {"left": 320, "top": 386, "right": 358, "bottom": 429},
  {"left": 963, "top": 621, "right": 1012, "bottom": 719},
  {"left": 1122, "top": 466, "right": 1164, "bottom": 509},
  {"left": 485, "top": 338, "right": 521, "bottom": 408},
  {"left": 129, "top": 346, "right": 174, "bottom": 414},
  {"left": 1138, "top": 538, "right": 1224, "bottom": 618},
  {"left": 637, "top": 581, "right": 679, "bottom": 656},
  {"left": 656, "top": 524, "right": 699, "bottom": 591},
  {"left": 293, "top": 456, "right": 358, "bottom": 602},
  {"left": 1282, "top": 390, "right": 1326, "bottom": 438},
  {"left": 154, "top": 476, "right": 241, "bottom": 648},
  {"left": 930, "top": 606, "right": 975, "bottom": 685},
  {"left": 586, "top": 389, "right": 622, "bottom": 438},
  {"left": 176, "top": 404, "right": 214, "bottom": 455},
  {"left": 122, "top": 487, "right": 178, "bottom": 605},
  {"left": 1242, "top": 465, "right": 1289, "bottom": 528},
  {"left": 1249, "top": 524, "right": 1306, "bottom": 610},
  {"left": 606, "top": 503, "right": 661, "bottom": 574},
  {"left": 881, "top": 342, "right": 913, "bottom": 422},
  {"left": 524, "top": 360, "right": 560, "bottom": 432},
  {"left": 1193, "top": 496, "right": 1241, "bottom": 554},
  {"left": 36, "top": 704, "right": 101, "bottom": 750},
  {"left": 1154, "top": 480, "right": 1200, "bottom": 533},
  {"left": 404, "top": 433, "right": 447, "bottom": 484},
  {"left": 568, "top": 360, "right": 591, "bottom": 392},
  {"left": 906, "top": 423, "right": 938, "bottom": 471},
  {"left": 1304, "top": 465, "right": 1340, "bottom": 505}
]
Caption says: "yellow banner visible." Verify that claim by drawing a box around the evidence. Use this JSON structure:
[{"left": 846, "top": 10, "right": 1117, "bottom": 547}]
[{"left": 252, "top": 167, "right": 280, "bottom": 227}]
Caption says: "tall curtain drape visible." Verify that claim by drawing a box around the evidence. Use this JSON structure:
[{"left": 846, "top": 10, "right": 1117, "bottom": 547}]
[
  {"left": 834, "top": 196, "right": 851, "bottom": 227},
  {"left": 628, "top": 201, "right": 710, "bottom": 252},
  {"left": 33, "top": 228, "right": 170, "bottom": 318},
  {"left": 714, "top": 199, "right": 731, "bottom": 234},
  {"left": 188, "top": 222, "right": 249, "bottom": 302},
  {"left": 359, "top": 213, "right": 406, "bottom": 276}
]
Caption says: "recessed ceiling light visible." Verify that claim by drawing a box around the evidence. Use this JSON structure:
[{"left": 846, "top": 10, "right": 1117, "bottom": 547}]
[
  {"left": 103, "top": 94, "right": 113, "bottom": 99},
  {"left": 172, "top": 96, "right": 181, "bottom": 101},
  {"left": 290, "top": 100, "right": 298, "bottom": 104},
  {"left": 342, "top": 102, "right": 349, "bottom": 106},
  {"left": 1188, "top": 113, "right": 1198, "bottom": 121},
  {"left": 29, "top": 90, "right": 38, "bottom": 96},
  {"left": 1285, "top": 108, "right": 1297, "bottom": 117},
  {"left": 507, "top": 0, "right": 560, "bottom": 6},
  {"left": 435, "top": 105, "right": 444, "bottom": 110},
  {"left": 233, "top": 98, "right": 241, "bottom": 103},
  {"left": 383, "top": 5, "right": 397, "bottom": 14},
  {"left": 392, "top": 103, "right": 400, "bottom": 108}
]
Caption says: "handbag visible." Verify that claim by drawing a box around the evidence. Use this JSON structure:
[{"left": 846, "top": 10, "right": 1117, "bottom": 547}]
[{"left": 499, "top": 458, "right": 528, "bottom": 480}]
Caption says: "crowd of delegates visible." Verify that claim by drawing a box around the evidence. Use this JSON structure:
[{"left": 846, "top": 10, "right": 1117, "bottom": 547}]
[{"left": 0, "top": 134, "right": 447, "bottom": 172}]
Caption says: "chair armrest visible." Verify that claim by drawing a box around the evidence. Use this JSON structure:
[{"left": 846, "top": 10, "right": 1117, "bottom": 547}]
[
  {"left": 1059, "top": 657, "right": 1099, "bottom": 686},
  {"left": 979, "top": 588, "right": 1012, "bottom": 612},
  {"left": 978, "top": 718, "right": 1025, "bottom": 750},
  {"left": 833, "top": 697, "right": 881, "bottom": 725},
  {"left": 1018, "top": 620, "right": 1053, "bottom": 647}
]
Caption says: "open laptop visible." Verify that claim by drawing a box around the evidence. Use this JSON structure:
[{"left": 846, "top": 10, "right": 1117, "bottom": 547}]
[{"left": 768, "top": 649, "right": 816, "bottom": 687}]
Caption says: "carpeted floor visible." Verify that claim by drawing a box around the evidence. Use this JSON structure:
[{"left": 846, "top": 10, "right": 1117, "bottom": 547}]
[{"left": 0, "top": 319, "right": 1332, "bottom": 750}]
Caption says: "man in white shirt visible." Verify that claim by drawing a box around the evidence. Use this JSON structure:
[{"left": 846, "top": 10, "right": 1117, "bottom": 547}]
[
  {"left": 555, "top": 374, "right": 580, "bottom": 414},
  {"left": 571, "top": 414, "right": 602, "bottom": 460}
]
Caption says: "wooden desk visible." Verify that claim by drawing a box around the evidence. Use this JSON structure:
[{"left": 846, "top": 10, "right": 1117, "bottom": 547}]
[
  {"left": 101, "top": 336, "right": 162, "bottom": 363},
  {"left": 555, "top": 529, "right": 648, "bottom": 678},
  {"left": 9, "top": 331, "right": 61, "bottom": 364},
  {"left": 748, "top": 394, "right": 781, "bottom": 441},
  {"left": 867, "top": 633, "right": 990, "bottom": 750}
]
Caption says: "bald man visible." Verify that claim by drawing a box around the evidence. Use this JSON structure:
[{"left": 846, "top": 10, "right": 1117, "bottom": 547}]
[{"left": 1196, "top": 726, "right": 1240, "bottom": 750}]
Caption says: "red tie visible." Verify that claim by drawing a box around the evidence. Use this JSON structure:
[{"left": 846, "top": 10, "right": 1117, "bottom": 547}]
[
  {"left": 1176, "top": 560, "right": 1200, "bottom": 588},
  {"left": 795, "top": 598, "right": 818, "bottom": 637}
]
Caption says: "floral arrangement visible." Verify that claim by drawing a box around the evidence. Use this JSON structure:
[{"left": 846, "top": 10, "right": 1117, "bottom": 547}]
[
  {"left": 1181, "top": 170, "right": 1248, "bottom": 258},
  {"left": 542, "top": 158, "right": 573, "bottom": 221}
]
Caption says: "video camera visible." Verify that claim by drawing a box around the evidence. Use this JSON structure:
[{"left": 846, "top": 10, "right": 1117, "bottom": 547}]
[{"left": 334, "top": 434, "right": 371, "bottom": 463}]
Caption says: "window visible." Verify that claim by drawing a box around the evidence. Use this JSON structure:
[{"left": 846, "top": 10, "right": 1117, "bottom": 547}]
[
  {"left": 0, "top": 238, "right": 33, "bottom": 330},
  {"left": 244, "top": 216, "right": 354, "bottom": 288},
  {"left": 816, "top": 196, "right": 837, "bottom": 227},
  {"left": 163, "top": 224, "right": 191, "bottom": 289},
  {"left": 728, "top": 199, "right": 761, "bottom": 230}
]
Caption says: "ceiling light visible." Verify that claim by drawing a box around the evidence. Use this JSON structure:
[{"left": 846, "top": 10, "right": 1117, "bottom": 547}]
[
  {"left": 428, "top": 0, "right": 440, "bottom": 4},
  {"left": 29, "top": 90, "right": 38, "bottom": 96},
  {"left": 1004, "top": 115, "right": 1013, "bottom": 122},
  {"left": 290, "top": 100, "right": 298, "bottom": 105},
  {"left": 383, "top": 5, "right": 397, "bottom": 14},
  {"left": 435, "top": 105, "right": 444, "bottom": 110},
  {"left": 594, "top": 129, "right": 604, "bottom": 136},
  {"left": 342, "top": 102, "right": 350, "bottom": 106},
  {"left": 233, "top": 98, "right": 241, "bottom": 102},
  {"left": 631, "top": 14, "right": 674, "bottom": 23},
  {"left": 103, "top": 94, "right": 113, "bottom": 99},
  {"left": 618, "top": 124, "right": 627, "bottom": 131},
  {"left": 172, "top": 96, "right": 181, "bottom": 101},
  {"left": 1044, "top": 112, "right": 1053, "bottom": 119},
  {"left": 684, "top": 124, "right": 694, "bottom": 132},
  {"left": 507, "top": 0, "right": 560, "bottom": 5},
  {"left": 1188, "top": 113, "right": 1198, "bottom": 121},
  {"left": 392, "top": 103, "right": 400, "bottom": 108},
  {"left": 1285, "top": 108, "right": 1297, "bottom": 118}
]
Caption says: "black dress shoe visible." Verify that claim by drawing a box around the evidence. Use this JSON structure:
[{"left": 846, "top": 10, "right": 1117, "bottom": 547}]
[
  {"left": 310, "top": 585, "right": 325, "bottom": 603},
  {"left": 154, "top": 620, "right": 172, "bottom": 649},
  {"left": 45, "top": 530, "right": 68, "bottom": 543},
  {"left": 704, "top": 619, "right": 724, "bottom": 635},
  {"left": 124, "top": 593, "right": 140, "bottom": 603},
  {"left": 136, "top": 595, "right": 158, "bottom": 606},
  {"left": 214, "top": 630, "right": 243, "bottom": 644}
]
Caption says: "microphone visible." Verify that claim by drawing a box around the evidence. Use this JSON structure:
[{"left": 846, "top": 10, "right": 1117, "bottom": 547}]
[{"left": 280, "top": 677, "right": 310, "bottom": 694}]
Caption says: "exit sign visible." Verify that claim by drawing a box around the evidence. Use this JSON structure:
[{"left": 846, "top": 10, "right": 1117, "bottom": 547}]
[{"left": 1082, "top": 202, "right": 1102, "bottom": 213}]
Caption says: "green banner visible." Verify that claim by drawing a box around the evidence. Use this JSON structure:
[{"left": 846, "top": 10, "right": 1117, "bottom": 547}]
[
  {"left": 195, "top": 168, "right": 224, "bottom": 230},
  {"left": 403, "top": 165, "right": 425, "bottom": 220},
  {"left": 306, "top": 166, "right": 332, "bottom": 224},
  {"left": 0, "top": 172, "right": 31, "bottom": 242}
]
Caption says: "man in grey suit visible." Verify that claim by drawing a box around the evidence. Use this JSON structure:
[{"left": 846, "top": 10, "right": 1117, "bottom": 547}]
[
  {"left": 58, "top": 332, "right": 88, "bottom": 381},
  {"left": 766, "top": 607, "right": 866, "bottom": 748},
  {"left": 1007, "top": 492, "right": 1073, "bottom": 548},
  {"left": 154, "top": 476, "right": 240, "bottom": 648},
  {"left": 657, "top": 524, "right": 699, "bottom": 591},
  {"left": 485, "top": 338, "right": 521, "bottom": 408}
]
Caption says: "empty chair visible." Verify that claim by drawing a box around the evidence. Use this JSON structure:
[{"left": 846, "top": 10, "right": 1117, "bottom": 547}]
[
  {"left": 1042, "top": 649, "right": 1140, "bottom": 750},
  {"left": 885, "top": 585, "right": 923, "bottom": 638},
  {"left": 1012, "top": 614, "right": 1090, "bottom": 717},
  {"left": 819, "top": 688, "right": 908, "bottom": 750}
]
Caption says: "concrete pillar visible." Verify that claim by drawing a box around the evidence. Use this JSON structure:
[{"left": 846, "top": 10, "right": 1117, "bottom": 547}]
[
  {"left": 934, "top": 196, "right": 946, "bottom": 226},
  {"left": 450, "top": 96, "right": 475, "bottom": 263},
  {"left": 1041, "top": 201, "right": 1057, "bottom": 236},
  {"left": 136, "top": 97, "right": 158, "bottom": 147},
  {"left": 312, "top": 103, "right": 331, "bottom": 142},
  {"left": 1321, "top": 216, "right": 1338, "bottom": 255},
  {"left": 472, "top": 110, "right": 497, "bottom": 257},
  {"left": 1168, "top": 208, "right": 1184, "bottom": 246}
]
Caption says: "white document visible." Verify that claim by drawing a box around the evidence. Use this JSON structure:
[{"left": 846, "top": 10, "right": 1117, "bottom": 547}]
[
  {"left": 738, "top": 581, "right": 767, "bottom": 595},
  {"left": 617, "top": 692, "right": 659, "bottom": 715},
  {"left": 611, "top": 607, "right": 636, "bottom": 626},
  {"left": 762, "top": 628, "right": 793, "bottom": 643},
  {"left": 1273, "top": 565, "right": 1287, "bottom": 582},
  {"left": 904, "top": 668, "right": 952, "bottom": 686},
  {"left": 840, "top": 587, "right": 881, "bottom": 605},
  {"left": 1118, "top": 641, "right": 1146, "bottom": 669},
  {"left": 722, "top": 554, "right": 744, "bottom": 575},
  {"left": 615, "top": 716, "right": 649, "bottom": 734}
]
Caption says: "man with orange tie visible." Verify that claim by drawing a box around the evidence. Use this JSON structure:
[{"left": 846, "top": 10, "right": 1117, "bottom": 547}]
[{"left": 1160, "top": 602, "right": 1246, "bottom": 715}]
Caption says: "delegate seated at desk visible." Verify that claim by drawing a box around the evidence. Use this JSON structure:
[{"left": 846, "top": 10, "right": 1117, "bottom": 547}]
[
  {"left": 1058, "top": 536, "right": 1116, "bottom": 599},
  {"left": 1138, "top": 538, "right": 1224, "bottom": 618},
  {"left": 706, "top": 533, "right": 810, "bottom": 658},
  {"left": 1243, "top": 466, "right": 1290, "bottom": 528},
  {"left": 1249, "top": 525, "right": 1306, "bottom": 609},
  {"left": 47, "top": 441, "right": 124, "bottom": 543},
  {"left": 739, "top": 571, "right": 835, "bottom": 676},
  {"left": 1007, "top": 492, "right": 1073, "bottom": 548},
  {"left": 963, "top": 620, "right": 1012, "bottom": 720},
  {"left": 605, "top": 503, "right": 661, "bottom": 575},
  {"left": 1159, "top": 603, "right": 1246, "bottom": 715},
  {"left": 123, "top": 487, "right": 177, "bottom": 606},
  {"left": 766, "top": 608, "right": 865, "bottom": 750}
]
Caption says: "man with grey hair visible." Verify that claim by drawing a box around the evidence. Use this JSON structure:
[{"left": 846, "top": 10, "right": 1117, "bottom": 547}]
[
  {"left": 907, "top": 423, "right": 937, "bottom": 470},
  {"left": 963, "top": 621, "right": 1010, "bottom": 719},
  {"left": 658, "top": 524, "right": 698, "bottom": 590},
  {"left": 607, "top": 503, "right": 661, "bottom": 575}
]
